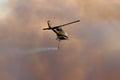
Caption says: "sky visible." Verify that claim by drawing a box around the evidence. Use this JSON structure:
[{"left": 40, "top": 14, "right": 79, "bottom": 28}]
[
  {"left": 0, "top": 0, "right": 120, "bottom": 80},
  {"left": 0, "top": 0, "right": 11, "bottom": 20}
]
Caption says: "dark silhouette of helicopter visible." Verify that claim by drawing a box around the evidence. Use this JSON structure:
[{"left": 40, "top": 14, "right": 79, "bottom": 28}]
[{"left": 43, "top": 20, "right": 80, "bottom": 48}]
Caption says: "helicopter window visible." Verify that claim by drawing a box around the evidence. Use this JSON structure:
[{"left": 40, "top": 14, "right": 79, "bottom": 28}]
[{"left": 56, "top": 28, "right": 61, "bottom": 31}]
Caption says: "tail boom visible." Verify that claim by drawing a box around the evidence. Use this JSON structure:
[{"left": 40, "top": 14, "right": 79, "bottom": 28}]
[{"left": 43, "top": 28, "right": 51, "bottom": 30}]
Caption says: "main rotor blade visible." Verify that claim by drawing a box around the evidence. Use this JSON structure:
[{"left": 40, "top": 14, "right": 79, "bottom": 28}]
[{"left": 54, "top": 20, "right": 80, "bottom": 28}]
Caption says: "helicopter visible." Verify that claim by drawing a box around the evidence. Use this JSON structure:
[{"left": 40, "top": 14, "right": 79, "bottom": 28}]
[{"left": 43, "top": 20, "right": 80, "bottom": 48}]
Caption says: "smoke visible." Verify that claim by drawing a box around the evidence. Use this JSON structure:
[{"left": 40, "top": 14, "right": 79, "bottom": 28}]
[
  {"left": 0, "top": 47, "right": 58, "bottom": 55},
  {"left": 77, "top": 0, "right": 120, "bottom": 20},
  {"left": 0, "top": 0, "right": 120, "bottom": 80}
]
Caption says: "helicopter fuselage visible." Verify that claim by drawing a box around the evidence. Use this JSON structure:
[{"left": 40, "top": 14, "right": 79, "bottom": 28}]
[{"left": 43, "top": 27, "right": 68, "bottom": 40}]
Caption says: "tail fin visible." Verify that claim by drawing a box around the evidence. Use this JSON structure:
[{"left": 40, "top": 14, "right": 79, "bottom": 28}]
[
  {"left": 43, "top": 20, "right": 52, "bottom": 30},
  {"left": 47, "top": 20, "right": 51, "bottom": 28}
]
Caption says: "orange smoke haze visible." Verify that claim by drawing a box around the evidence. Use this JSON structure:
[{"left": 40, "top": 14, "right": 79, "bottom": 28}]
[
  {"left": 78, "top": 0, "right": 120, "bottom": 20},
  {"left": 0, "top": 0, "right": 120, "bottom": 80}
]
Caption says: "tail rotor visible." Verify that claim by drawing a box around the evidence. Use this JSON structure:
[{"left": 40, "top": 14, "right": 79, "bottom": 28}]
[{"left": 43, "top": 20, "right": 52, "bottom": 30}]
